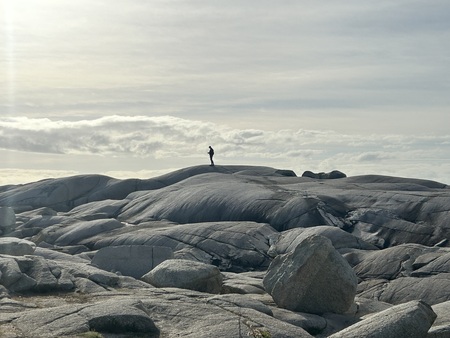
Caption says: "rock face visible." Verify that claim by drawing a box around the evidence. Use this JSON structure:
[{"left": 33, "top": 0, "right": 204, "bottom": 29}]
[
  {"left": 328, "top": 300, "right": 437, "bottom": 338},
  {"left": 142, "top": 259, "right": 223, "bottom": 294},
  {"left": 91, "top": 221, "right": 276, "bottom": 272},
  {"left": 0, "top": 165, "right": 449, "bottom": 337},
  {"left": 0, "top": 237, "right": 36, "bottom": 255},
  {"left": 0, "top": 207, "right": 16, "bottom": 234},
  {"left": 92, "top": 245, "right": 174, "bottom": 278},
  {"left": 10, "top": 298, "right": 160, "bottom": 337},
  {"left": 263, "top": 235, "right": 358, "bottom": 314}
]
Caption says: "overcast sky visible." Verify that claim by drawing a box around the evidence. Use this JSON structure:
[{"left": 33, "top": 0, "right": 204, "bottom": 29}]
[{"left": 1, "top": 0, "right": 449, "bottom": 185}]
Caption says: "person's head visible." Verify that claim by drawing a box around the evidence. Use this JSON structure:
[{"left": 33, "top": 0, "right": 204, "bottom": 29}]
[{"left": 209, "top": 146, "right": 212, "bottom": 149}]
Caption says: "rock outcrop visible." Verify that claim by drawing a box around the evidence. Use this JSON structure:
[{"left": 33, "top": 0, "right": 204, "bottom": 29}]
[
  {"left": 328, "top": 300, "right": 437, "bottom": 338},
  {"left": 0, "top": 207, "right": 16, "bottom": 234},
  {"left": 92, "top": 245, "right": 174, "bottom": 278},
  {"left": 263, "top": 235, "right": 358, "bottom": 314},
  {"left": 0, "top": 165, "right": 448, "bottom": 337}
]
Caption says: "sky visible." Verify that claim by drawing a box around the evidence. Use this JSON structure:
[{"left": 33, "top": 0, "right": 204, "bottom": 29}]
[{"left": 1, "top": 0, "right": 450, "bottom": 185}]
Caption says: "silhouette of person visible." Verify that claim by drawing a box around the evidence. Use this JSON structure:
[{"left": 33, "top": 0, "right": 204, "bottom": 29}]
[{"left": 208, "top": 146, "right": 215, "bottom": 166}]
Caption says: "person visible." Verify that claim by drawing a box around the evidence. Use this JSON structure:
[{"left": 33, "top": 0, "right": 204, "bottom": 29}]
[{"left": 208, "top": 146, "right": 214, "bottom": 166}]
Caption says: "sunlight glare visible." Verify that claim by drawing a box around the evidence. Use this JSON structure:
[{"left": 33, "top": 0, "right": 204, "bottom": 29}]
[{"left": 2, "top": 0, "right": 16, "bottom": 114}]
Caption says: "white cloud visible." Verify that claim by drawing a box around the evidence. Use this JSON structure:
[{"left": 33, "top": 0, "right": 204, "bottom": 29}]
[{"left": 0, "top": 115, "right": 449, "bottom": 185}]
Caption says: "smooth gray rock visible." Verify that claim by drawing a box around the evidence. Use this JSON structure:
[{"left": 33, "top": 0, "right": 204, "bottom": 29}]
[
  {"left": 92, "top": 221, "right": 276, "bottom": 272},
  {"left": 6, "top": 167, "right": 449, "bottom": 249},
  {"left": 0, "top": 207, "right": 16, "bottom": 234},
  {"left": 353, "top": 244, "right": 442, "bottom": 280},
  {"left": 268, "top": 226, "right": 378, "bottom": 257},
  {"left": 0, "top": 237, "right": 36, "bottom": 256},
  {"left": 222, "top": 271, "right": 266, "bottom": 294},
  {"left": 432, "top": 300, "right": 450, "bottom": 327},
  {"left": 358, "top": 274, "right": 450, "bottom": 305},
  {"left": 42, "top": 218, "right": 124, "bottom": 246},
  {"left": 412, "top": 251, "right": 450, "bottom": 276},
  {"left": 0, "top": 288, "right": 313, "bottom": 338},
  {"left": 142, "top": 259, "right": 223, "bottom": 294},
  {"left": 263, "top": 235, "right": 358, "bottom": 314},
  {"left": 138, "top": 288, "right": 313, "bottom": 338},
  {"left": 207, "top": 294, "right": 273, "bottom": 316},
  {"left": 429, "top": 301, "right": 450, "bottom": 337},
  {"left": 92, "top": 245, "right": 173, "bottom": 278},
  {"left": 271, "top": 307, "right": 328, "bottom": 335},
  {"left": 328, "top": 300, "right": 436, "bottom": 338},
  {"left": 11, "top": 298, "right": 159, "bottom": 337}
]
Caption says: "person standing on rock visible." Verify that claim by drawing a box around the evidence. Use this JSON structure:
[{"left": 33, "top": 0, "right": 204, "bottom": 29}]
[{"left": 208, "top": 146, "right": 215, "bottom": 166}]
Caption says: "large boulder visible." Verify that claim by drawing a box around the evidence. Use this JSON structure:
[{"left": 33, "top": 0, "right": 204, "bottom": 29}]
[
  {"left": 0, "top": 237, "right": 36, "bottom": 256},
  {"left": 328, "top": 300, "right": 436, "bottom": 338},
  {"left": 92, "top": 245, "right": 174, "bottom": 278},
  {"left": 263, "top": 235, "right": 358, "bottom": 314},
  {"left": 142, "top": 259, "right": 223, "bottom": 294}
]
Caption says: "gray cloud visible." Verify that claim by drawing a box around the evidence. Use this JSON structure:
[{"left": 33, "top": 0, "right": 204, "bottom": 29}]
[
  {"left": 1, "top": 2, "right": 450, "bottom": 184},
  {"left": 2, "top": 1, "right": 449, "bottom": 134}
]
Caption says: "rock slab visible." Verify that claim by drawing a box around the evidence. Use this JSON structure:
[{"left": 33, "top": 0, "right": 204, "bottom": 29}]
[
  {"left": 263, "top": 234, "right": 358, "bottom": 314},
  {"left": 0, "top": 237, "right": 36, "bottom": 256},
  {"left": 142, "top": 259, "right": 223, "bottom": 294},
  {"left": 329, "top": 300, "right": 437, "bottom": 338},
  {"left": 92, "top": 245, "right": 174, "bottom": 278}
]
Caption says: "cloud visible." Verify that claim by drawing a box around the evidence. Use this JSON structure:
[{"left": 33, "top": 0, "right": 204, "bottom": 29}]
[
  {"left": 0, "top": 115, "right": 449, "bottom": 185},
  {"left": 2, "top": 1, "right": 449, "bottom": 135},
  {"left": 0, "top": 168, "right": 79, "bottom": 186}
]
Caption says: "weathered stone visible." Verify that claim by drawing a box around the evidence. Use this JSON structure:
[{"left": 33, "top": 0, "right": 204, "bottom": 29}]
[
  {"left": 328, "top": 300, "right": 436, "bottom": 338},
  {"left": 92, "top": 221, "right": 276, "bottom": 272},
  {"left": 52, "top": 218, "right": 124, "bottom": 246},
  {"left": 207, "top": 294, "right": 273, "bottom": 316},
  {"left": 353, "top": 244, "right": 442, "bottom": 280},
  {"left": 0, "top": 237, "right": 36, "bottom": 256},
  {"left": 263, "top": 235, "right": 358, "bottom": 314},
  {"left": 221, "top": 271, "right": 266, "bottom": 294},
  {"left": 11, "top": 298, "right": 159, "bottom": 337},
  {"left": 271, "top": 307, "right": 328, "bottom": 335},
  {"left": 142, "top": 259, "right": 223, "bottom": 294},
  {"left": 268, "top": 226, "right": 378, "bottom": 257},
  {"left": 0, "top": 207, "right": 16, "bottom": 233},
  {"left": 412, "top": 251, "right": 450, "bottom": 276},
  {"left": 429, "top": 300, "right": 450, "bottom": 337},
  {"left": 92, "top": 245, "right": 173, "bottom": 278},
  {"left": 357, "top": 274, "right": 450, "bottom": 305}
]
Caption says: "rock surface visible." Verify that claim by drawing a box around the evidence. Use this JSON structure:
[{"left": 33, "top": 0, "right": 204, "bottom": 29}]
[
  {"left": 263, "top": 235, "right": 358, "bottom": 314},
  {"left": 0, "top": 207, "right": 16, "bottom": 234},
  {"left": 328, "top": 300, "right": 437, "bottom": 338},
  {"left": 92, "top": 245, "right": 174, "bottom": 278},
  {"left": 0, "top": 237, "right": 36, "bottom": 256},
  {"left": 0, "top": 165, "right": 449, "bottom": 337},
  {"left": 142, "top": 259, "right": 223, "bottom": 293}
]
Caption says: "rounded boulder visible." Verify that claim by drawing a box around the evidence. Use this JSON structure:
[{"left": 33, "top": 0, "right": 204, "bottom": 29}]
[
  {"left": 263, "top": 234, "right": 358, "bottom": 314},
  {"left": 142, "top": 259, "right": 223, "bottom": 294}
]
